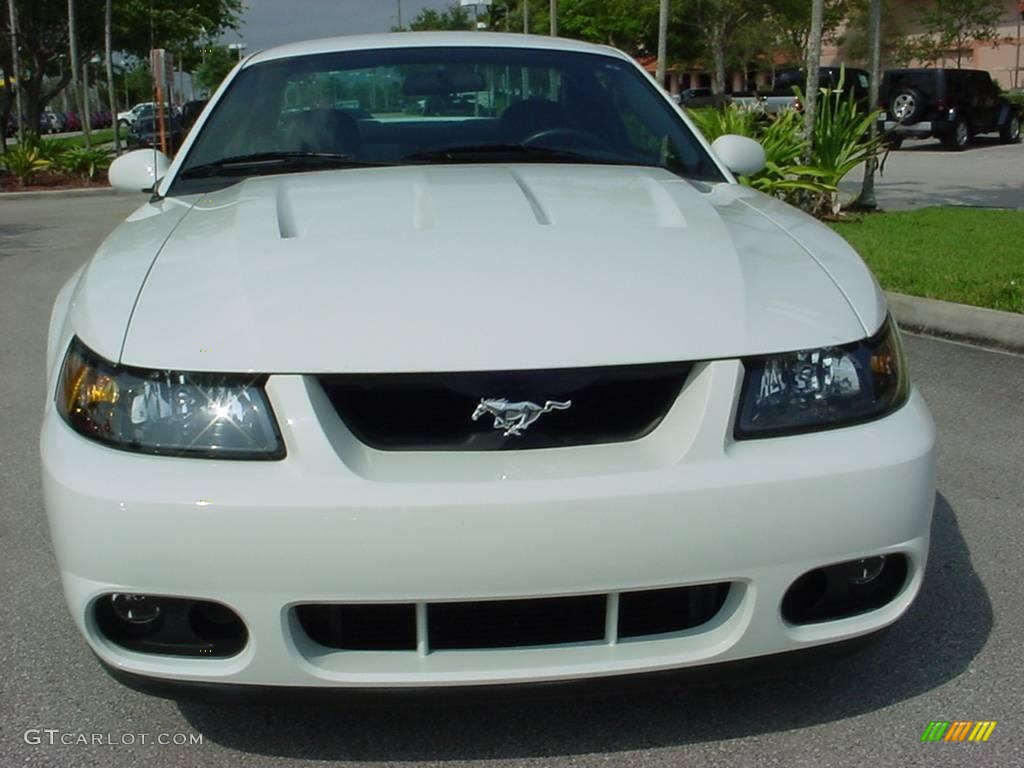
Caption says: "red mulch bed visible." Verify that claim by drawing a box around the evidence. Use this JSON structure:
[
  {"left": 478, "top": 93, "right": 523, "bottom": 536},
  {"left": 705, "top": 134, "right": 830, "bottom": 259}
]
[{"left": 0, "top": 171, "right": 110, "bottom": 192}]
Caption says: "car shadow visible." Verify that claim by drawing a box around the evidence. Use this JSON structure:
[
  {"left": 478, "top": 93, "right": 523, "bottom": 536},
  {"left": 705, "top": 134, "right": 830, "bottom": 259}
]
[
  {"left": 838, "top": 178, "right": 1024, "bottom": 210},
  {"left": 876, "top": 181, "right": 1022, "bottom": 210},
  {"left": 892, "top": 135, "right": 1008, "bottom": 153},
  {"left": 176, "top": 492, "right": 990, "bottom": 761}
]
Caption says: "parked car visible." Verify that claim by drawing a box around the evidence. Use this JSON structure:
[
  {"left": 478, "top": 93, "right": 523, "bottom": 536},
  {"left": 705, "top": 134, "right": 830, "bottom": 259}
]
[
  {"left": 117, "top": 102, "right": 155, "bottom": 127},
  {"left": 90, "top": 110, "right": 113, "bottom": 129},
  {"left": 64, "top": 111, "right": 81, "bottom": 132},
  {"left": 732, "top": 66, "right": 869, "bottom": 114},
  {"left": 126, "top": 115, "right": 183, "bottom": 152},
  {"left": 49, "top": 112, "right": 68, "bottom": 133},
  {"left": 178, "top": 99, "right": 209, "bottom": 133},
  {"left": 40, "top": 110, "right": 61, "bottom": 134},
  {"left": 46, "top": 32, "right": 936, "bottom": 694},
  {"left": 880, "top": 68, "right": 1022, "bottom": 150},
  {"left": 676, "top": 87, "right": 727, "bottom": 108}
]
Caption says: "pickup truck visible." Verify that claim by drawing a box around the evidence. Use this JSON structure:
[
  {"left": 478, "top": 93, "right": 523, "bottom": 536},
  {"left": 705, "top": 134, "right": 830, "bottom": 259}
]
[{"left": 729, "top": 67, "right": 870, "bottom": 114}]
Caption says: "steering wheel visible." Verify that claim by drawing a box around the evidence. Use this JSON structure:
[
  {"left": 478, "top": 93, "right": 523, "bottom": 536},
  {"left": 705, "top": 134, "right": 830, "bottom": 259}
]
[{"left": 521, "top": 127, "right": 611, "bottom": 151}]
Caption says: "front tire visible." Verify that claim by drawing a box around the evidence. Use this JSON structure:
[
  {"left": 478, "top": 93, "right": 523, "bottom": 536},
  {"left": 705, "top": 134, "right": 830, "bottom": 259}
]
[
  {"left": 942, "top": 118, "right": 970, "bottom": 151},
  {"left": 1000, "top": 113, "right": 1021, "bottom": 143}
]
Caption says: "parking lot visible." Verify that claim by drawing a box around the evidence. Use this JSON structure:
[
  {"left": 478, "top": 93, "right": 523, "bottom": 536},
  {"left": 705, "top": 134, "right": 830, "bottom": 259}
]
[
  {"left": 839, "top": 136, "right": 1024, "bottom": 210},
  {"left": 1, "top": 194, "right": 1023, "bottom": 767}
]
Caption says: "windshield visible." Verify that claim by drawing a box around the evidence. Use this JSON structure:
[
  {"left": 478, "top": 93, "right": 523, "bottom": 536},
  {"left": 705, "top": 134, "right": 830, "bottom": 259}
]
[{"left": 171, "top": 46, "right": 722, "bottom": 192}]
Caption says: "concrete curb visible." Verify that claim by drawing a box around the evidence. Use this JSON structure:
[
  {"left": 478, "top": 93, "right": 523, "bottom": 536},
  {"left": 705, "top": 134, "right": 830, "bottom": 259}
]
[
  {"left": 887, "top": 291, "right": 1024, "bottom": 353},
  {"left": 0, "top": 186, "right": 119, "bottom": 201}
]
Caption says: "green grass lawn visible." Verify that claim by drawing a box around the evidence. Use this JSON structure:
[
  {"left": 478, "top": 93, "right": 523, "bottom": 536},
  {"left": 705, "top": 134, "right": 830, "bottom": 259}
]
[
  {"left": 47, "top": 127, "right": 123, "bottom": 150},
  {"left": 831, "top": 208, "right": 1024, "bottom": 314}
]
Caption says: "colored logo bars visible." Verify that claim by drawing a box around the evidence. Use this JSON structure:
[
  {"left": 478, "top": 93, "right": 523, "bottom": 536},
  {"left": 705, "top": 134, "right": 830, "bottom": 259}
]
[{"left": 921, "top": 721, "right": 997, "bottom": 742}]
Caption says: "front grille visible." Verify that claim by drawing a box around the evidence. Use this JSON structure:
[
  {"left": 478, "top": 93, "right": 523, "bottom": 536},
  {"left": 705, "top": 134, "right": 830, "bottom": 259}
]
[
  {"left": 429, "top": 595, "right": 607, "bottom": 650},
  {"left": 295, "top": 583, "right": 731, "bottom": 652},
  {"left": 318, "top": 362, "right": 693, "bottom": 451}
]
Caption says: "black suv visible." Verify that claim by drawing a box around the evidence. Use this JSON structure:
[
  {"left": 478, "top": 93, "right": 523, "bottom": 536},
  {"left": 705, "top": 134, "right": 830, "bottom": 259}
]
[{"left": 880, "top": 68, "right": 1021, "bottom": 150}]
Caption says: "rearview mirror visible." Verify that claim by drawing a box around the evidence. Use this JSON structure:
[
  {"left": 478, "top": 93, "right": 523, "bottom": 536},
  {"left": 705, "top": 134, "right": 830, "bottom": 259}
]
[
  {"left": 108, "top": 149, "right": 171, "bottom": 193},
  {"left": 403, "top": 69, "right": 486, "bottom": 95},
  {"left": 711, "top": 135, "right": 767, "bottom": 177}
]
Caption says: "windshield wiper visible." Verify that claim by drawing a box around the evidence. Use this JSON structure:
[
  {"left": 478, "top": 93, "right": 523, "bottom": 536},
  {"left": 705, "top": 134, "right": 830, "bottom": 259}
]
[
  {"left": 178, "top": 152, "right": 386, "bottom": 179},
  {"left": 404, "top": 144, "right": 600, "bottom": 164}
]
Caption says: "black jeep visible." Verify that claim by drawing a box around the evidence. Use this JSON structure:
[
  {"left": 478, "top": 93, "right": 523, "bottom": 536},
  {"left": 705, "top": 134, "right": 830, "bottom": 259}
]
[{"left": 880, "top": 68, "right": 1021, "bottom": 150}]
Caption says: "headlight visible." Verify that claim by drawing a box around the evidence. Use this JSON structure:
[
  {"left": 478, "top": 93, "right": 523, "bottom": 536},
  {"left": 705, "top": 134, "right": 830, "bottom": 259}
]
[
  {"left": 56, "top": 338, "right": 285, "bottom": 459},
  {"left": 735, "top": 318, "right": 909, "bottom": 439}
]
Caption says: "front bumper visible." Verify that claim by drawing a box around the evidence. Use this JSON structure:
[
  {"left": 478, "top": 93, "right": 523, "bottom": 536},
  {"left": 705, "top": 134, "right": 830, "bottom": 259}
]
[{"left": 41, "top": 360, "right": 936, "bottom": 688}]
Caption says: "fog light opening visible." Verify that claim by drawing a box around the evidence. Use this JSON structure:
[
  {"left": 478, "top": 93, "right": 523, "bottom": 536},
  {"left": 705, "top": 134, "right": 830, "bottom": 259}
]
[
  {"left": 848, "top": 555, "right": 887, "bottom": 586},
  {"left": 110, "top": 593, "right": 162, "bottom": 624},
  {"left": 782, "top": 554, "right": 909, "bottom": 625},
  {"left": 189, "top": 601, "right": 247, "bottom": 642},
  {"left": 94, "top": 594, "right": 247, "bottom": 657}
]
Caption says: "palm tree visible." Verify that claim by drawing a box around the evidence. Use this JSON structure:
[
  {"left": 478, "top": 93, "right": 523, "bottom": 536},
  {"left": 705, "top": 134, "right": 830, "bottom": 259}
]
[
  {"left": 857, "top": 0, "right": 882, "bottom": 209},
  {"left": 656, "top": 0, "right": 670, "bottom": 87},
  {"left": 105, "top": 0, "right": 120, "bottom": 152},
  {"left": 802, "top": 0, "right": 824, "bottom": 160},
  {"left": 67, "top": 0, "right": 91, "bottom": 148},
  {"left": 7, "top": 0, "right": 24, "bottom": 142}
]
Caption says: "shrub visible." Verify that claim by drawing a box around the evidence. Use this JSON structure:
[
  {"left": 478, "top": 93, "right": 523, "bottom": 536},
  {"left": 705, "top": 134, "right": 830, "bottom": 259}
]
[
  {"left": 804, "top": 85, "right": 885, "bottom": 217},
  {"left": 52, "top": 147, "right": 112, "bottom": 179},
  {"left": 0, "top": 142, "right": 52, "bottom": 186},
  {"left": 689, "top": 87, "right": 884, "bottom": 219},
  {"left": 687, "top": 103, "right": 761, "bottom": 142},
  {"left": 689, "top": 103, "right": 833, "bottom": 204}
]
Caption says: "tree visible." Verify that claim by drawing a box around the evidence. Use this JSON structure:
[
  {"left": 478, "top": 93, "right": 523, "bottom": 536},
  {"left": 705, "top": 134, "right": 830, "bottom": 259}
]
[
  {"left": 1, "top": 0, "right": 88, "bottom": 137},
  {"left": 855, "top": 0, "right": 881, "bottom": 210},
  {"left": 112, "top": 0, "right": 243, "bottom": 66},
  {"left": 406, "top": 4, "right": 473, "bottom": 31},
  {"left": 803, "top": 0, "right": 825, "bottom": 159},
  {"left": 105, "top": 0, "right": 119, "bottom": 151},
  {"left": 193, "top": 44, "right": 234, "bottom": 95},
  {"left": 122, "top": 60, "right": 151, "bottom": 106},
  {"left": 4, "top": 0, "right": 24, "bottom": 143},
  {"left": 0, "top": 0, "right": 240, "bottom": 138},
  {"left": 68, "top": 0, "right": 91, "bottom": 148},
  {"left": 836, "top": 0, "right": 914, "bottom": 69},
  {"left": 656, "top": 0, "right": 670, "bottom": 84},
  {"left": 767, "top": 0, "right": 851, "bottom": 65},
  {"left": 916, "top": 0, "right": 1004, "bottom": 67},
  {"left": 557, "top": 0, "right": 660, "bottom": 53},
  {"left": 691, "top": 0, "right": 767, "bottom": 95}
]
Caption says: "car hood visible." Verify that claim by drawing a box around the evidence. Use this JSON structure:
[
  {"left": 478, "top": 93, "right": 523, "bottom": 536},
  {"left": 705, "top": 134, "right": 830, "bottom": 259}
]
[{"left": 113, "top": 164, "right": 884, "bottom": 373}]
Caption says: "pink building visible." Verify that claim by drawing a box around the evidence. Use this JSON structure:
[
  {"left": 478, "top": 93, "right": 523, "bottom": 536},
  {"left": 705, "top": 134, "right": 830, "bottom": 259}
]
[
  {"left": 648, "top": 1, "right": 1024, "bottom": 93},
  {"left": 823, "top": 0, "right": 1024, "bottom": 90}
]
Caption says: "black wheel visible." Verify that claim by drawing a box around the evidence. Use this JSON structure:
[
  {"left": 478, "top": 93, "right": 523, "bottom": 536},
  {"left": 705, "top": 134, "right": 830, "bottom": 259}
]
[
  {"left": 890, "top": 88, "right": 924, "bottom": 125},
  {"left": 942, "top": 117, "right": 970, "bottom": 151},
  {"left": 1000, "top": 113, "right": 1021, "bottom": 143}
]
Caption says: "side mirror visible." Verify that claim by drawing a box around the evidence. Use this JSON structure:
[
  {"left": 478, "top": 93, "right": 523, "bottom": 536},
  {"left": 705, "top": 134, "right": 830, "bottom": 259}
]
[
  {"left": 108, "top": 149, "right": 171, "bottom": 193},
  {"left": 711, "top": 135, "right": 767, "bottom": 177}
]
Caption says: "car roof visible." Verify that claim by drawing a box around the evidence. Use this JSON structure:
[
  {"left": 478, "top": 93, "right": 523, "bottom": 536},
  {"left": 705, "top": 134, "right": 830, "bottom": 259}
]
[
  {"left": 885, "top": 68, "right": 985, "bottom": 75},
  {"left": 245, "top": 31, "right": 628, "bottom": 66}
]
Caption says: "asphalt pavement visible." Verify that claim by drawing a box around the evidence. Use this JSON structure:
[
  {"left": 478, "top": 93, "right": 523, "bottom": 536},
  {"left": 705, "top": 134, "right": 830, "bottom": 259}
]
[
  {"left": 839, "top": 136, "right": 1024, "bottom": 211},
  {"left": 1, "top": 195, "right": 1023, "bottom": 767}
]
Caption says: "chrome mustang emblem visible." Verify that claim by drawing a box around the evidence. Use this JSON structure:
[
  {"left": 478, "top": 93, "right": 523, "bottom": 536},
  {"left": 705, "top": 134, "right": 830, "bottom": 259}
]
[{"left": 471, "top": 398, "right": 573, "bottom": 437}]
